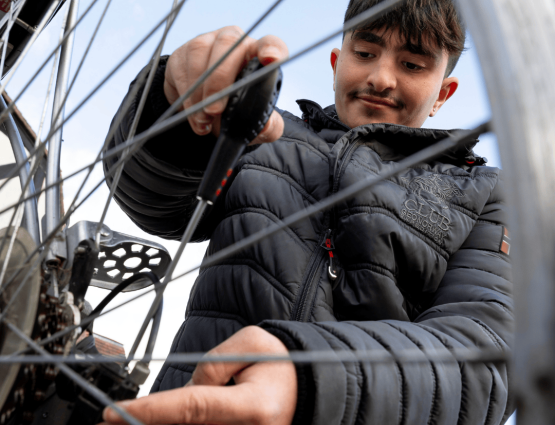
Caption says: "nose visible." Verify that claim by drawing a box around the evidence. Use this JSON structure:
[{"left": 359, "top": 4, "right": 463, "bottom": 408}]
[{"left": 367, "top": 59, "right": 397, "bottom": 93}]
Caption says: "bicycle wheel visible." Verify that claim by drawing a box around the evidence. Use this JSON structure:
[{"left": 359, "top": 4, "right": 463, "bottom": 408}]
[{"left": 0, "top": 0, "right": 554, "bottom": 424}]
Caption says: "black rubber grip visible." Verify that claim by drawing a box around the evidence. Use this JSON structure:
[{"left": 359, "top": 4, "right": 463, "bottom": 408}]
[{"left": 197, "top": 58, "right": 282, "bottom": 204}]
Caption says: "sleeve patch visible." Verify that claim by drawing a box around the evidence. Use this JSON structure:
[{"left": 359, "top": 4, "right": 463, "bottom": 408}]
[{"left": 500, "top": 226, "right": 510, "bottom": 255}]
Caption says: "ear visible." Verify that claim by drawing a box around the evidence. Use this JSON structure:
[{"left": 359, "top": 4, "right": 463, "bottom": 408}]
[
  {"left": 330, "top": 48, "right": 340, "bottom": 91},
  {"left": 429, "top": 77, "right": 459, "bottom": 117}
]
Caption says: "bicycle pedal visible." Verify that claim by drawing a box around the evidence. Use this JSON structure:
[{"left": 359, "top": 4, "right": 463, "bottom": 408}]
[{"left": 66, "top": 221, "right": 171, "bottom": 292}]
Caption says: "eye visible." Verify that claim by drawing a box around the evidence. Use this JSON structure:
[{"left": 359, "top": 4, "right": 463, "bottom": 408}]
[
  {"left": 403, "top": 62, "right": 423, "bottom": 71},
  {"left": 355, "top": 51, "right": 374, "bottom": 59}
]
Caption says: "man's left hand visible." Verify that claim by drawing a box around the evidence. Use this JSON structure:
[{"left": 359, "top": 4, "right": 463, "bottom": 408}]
[{"left": 100, "top": 326, "right": 297, "bottom": 425}]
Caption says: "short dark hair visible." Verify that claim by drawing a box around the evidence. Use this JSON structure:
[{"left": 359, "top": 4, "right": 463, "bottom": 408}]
[{"left": 344, "top": 0, "right": 466, "bottom": 76}]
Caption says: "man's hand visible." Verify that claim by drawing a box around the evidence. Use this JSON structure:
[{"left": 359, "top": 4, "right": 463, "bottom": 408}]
[
  {"left": 164, "top": 26, "right": 288, "bottom": 144},
  {"left": 101, "top": 326, "right": 297, "bottom": 425}
]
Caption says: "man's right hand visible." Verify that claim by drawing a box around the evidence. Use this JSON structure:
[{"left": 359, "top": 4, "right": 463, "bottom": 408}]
[{"left": 164, "top": 26, "right": 288, "bottom": 144}]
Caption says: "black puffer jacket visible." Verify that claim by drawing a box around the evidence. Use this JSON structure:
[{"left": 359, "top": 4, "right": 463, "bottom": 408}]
[{"left": 104, "top": 58, "right": 514, "bottom": 425}]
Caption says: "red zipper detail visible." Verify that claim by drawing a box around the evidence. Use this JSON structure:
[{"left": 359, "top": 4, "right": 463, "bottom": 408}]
[{"left": 323, "top": 232, "right": 337, "bottom": 280}]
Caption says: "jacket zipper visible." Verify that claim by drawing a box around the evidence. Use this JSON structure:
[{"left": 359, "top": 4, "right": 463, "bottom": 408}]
[
  {"left": 291, "top": 139, "right": 361, "bottom": 322},
  {"left": 333, "top": 139, "right": 361, "bottom": 193},
  {"left": 292, "top": 232, "right": 328, "bottom": 322},
  {"left": 321, "top": 229, "right": 337, "bottom": 281},
  {"left": 328, "top": 136, "right": 361, "bottom": 246}
]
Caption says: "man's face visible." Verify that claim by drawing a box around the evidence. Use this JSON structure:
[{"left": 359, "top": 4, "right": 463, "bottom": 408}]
[{"left": 331, "top": 28, "right": 459, "bottom": 129}]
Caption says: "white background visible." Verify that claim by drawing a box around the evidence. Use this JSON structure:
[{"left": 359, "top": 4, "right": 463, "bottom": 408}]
[{"left": 4, "top": 0, "right": 514, "bottom": 422}]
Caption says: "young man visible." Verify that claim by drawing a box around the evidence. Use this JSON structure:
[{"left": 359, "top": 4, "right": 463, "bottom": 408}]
[{"left": 102, "top": 0, "right": 514, "bottom": 423}]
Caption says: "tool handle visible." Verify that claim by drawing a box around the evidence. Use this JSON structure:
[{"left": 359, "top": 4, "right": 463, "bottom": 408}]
[{"left": 196, "top": 58, "right": 282, "bottom": 204}]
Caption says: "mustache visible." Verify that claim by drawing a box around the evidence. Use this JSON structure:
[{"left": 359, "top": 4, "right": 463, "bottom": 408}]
[{"left": 348, "top": 88, "right": 406, "bottom": 110}]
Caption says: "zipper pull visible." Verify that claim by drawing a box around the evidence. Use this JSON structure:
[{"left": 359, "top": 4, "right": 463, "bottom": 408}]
[{"left": 321, "top": 230, "right": 337, "bottom": 281}]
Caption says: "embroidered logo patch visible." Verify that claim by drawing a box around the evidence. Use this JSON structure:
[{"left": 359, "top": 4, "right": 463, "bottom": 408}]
[{"left": 400, "top": 174, "right": 465, "bottom": 245}]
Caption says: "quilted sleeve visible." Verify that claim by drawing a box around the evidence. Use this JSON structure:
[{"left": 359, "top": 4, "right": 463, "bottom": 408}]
[
  {"left": 261, "top": 174, "right": 514, "bottom": 425},
  {"left": 102, "top": 57, "right": 224, "bottom": 241}
]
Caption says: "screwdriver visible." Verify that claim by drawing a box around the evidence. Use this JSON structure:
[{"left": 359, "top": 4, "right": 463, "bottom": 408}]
[
  {"left": 166, "top": 58, "right": 283, "bottom": 282},
  {"left": 126, "top": 59, "right": 282, "bottom": 373}
]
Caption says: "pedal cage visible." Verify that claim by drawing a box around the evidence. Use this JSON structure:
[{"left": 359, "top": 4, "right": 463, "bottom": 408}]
[{"left": 66, "top": 221, "right": 171, "bottom": 292}]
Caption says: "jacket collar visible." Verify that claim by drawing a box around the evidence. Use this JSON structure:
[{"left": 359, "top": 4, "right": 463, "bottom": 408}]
[{"left": 296, "top": 99, "right": 487, "bottom": 166}]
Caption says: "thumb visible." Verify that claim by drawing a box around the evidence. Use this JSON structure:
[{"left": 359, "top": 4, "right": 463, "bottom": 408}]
[
  {"left": 191, "top": 326, "right": 288, "bottom": 385},
  {"left": 249, "top": 110, "right": 284, "bottom": 145},
  {"left": 190, "top": 353, "right": 250, "bottom": 387}
]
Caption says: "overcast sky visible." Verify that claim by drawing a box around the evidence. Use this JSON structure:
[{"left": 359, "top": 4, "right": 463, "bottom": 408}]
[{"left": 4, "top": 1, "right": 513, "bottom": 421}]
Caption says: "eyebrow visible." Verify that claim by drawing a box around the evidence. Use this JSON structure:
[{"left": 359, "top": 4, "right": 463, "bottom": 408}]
[{"left": 352, "top": 31, "right": 440, "bottom": 62}]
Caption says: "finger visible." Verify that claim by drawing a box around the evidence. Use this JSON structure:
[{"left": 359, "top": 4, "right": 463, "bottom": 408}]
[
  {"left": 202, "top": 26, "right": 256, "bottom": 116},
  {"left": 249, "top": 110, "right": 284, "bottom": 145},
  {"left": 248, "top": 34, "right": 289, "bottom": 66},
  {"left": 191, "top": 326, "right": 288, "bottom": 387},
  {"left": 102, "top": 386, "right": 255, "bottom": 425},
  {"left": 180, "top": 33, "right": 218, "bottom": 135}
]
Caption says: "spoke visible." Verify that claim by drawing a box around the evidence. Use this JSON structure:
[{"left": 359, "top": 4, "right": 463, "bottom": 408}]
[
  {"left": 157, "top": 0, "right": 284, "bottom": 123},
  {"left": 0, "top": 345, "right": 508, "bottom": 366},
  {"left": 0, "top": 96, "right": 40, "bottom": 243},
  {"left": 0, "top": 240, "right": 48, "bottom": 322},
  {"left": 131, "top": 0, "right": 283, "bottom": 338},
  {"left": 0, "top": 0, "right": 190, "bottom": 268},
  {"left": 0, "top": 0, "right": 401, "bottom": 216},
  {"left": 0, "top": 3, "right": 70, "bottom": 286},
  {"left": 31, "top": 0, "right": 188, "bottom": 166},
  {"left": 2, "top": 320, "right": 144, "bottom": 425},
  {"left": 0, "top": 0, "right": 192, "bottom": 287},
  {"left": 0, "top": 2, "right": 62, "bottom": 258},
  {"left": 0, "top": 0, "right": 283, "bottom": 220},
  {"left": 0, "top": 0, "right": 450, "bottom": 332},
  {"left": 0, "top": 45, "right": 60, "bottom": 284},
  {"left": 0, "top": 0, "right": 102, "bottom": 125},
  {"left": 0, "top": 0, "right": 28, "bottom": 75},
  {"left": 0, "top": 147, "right": 40, "bottom": 274},
  {"left": 0, "top": 0, "right": 504, "bottom": 415},
  {"left": 49, "top": 0, "right": 114, "bottom": 134},
  {"left": 0, "top": 205, "right": 24, "bottom": 286},
  {"left": 0, "top": 0, "right": 63, "bottom": 101},
  {"left": 39, "top": 0, "right": 114, "bottom": 242},
  {"left": 42, "top": 0, "right": 403, "bottom": 186},
  {"left": 0, "top": 0, "right": 189, "bottom": 206},
  {"left": 88, "top": 0, "right": 408, "bottom": 184},
  {"left": 31, "top": 24, "right": 64, "bottom": 166},
  {"left": 2, "top": 0, "right": 414, "bottom": 343},
  {"left": 94, "top": 0, "right": 182, "bottom": 246},
  {"left": 9, "top": 122, "right": 490, "bottom": 356},
  {"left": 116, "top": 122, "right": 490, "bottom": 356},
  {"left": 123, "top": 0, "right": 287, "bottom": 345},
  {"left": 0, "top": 4, "right": 14, "bottom": 74}
]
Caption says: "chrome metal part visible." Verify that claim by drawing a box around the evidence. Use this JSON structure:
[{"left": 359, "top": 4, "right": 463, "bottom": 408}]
[
  {"left": 45, "top": 0, "right": 78, "bottom": 251},
  {"left": 66, "top": 221, "right": 171, "bottom": 292},
  {"left": 0, "top": 96, "right": 40, "bottom": 244},
  {"left": 328, "top": 266, "right": 338, "bottom": 281},
  {"left": 0, "top": 0, "right": 26, "bottom": 30},
  {"left": 57, "top": 291, "right": 81, "bottom": 351},
  {"left": 129, "top": 361, "right": 149, "bottom": 386},
  {"left": 0, "top": 0, "right": 62, "bottom": 94},
  {"left": 15, "top": 18, "right": 35, "bottom": 34}
]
